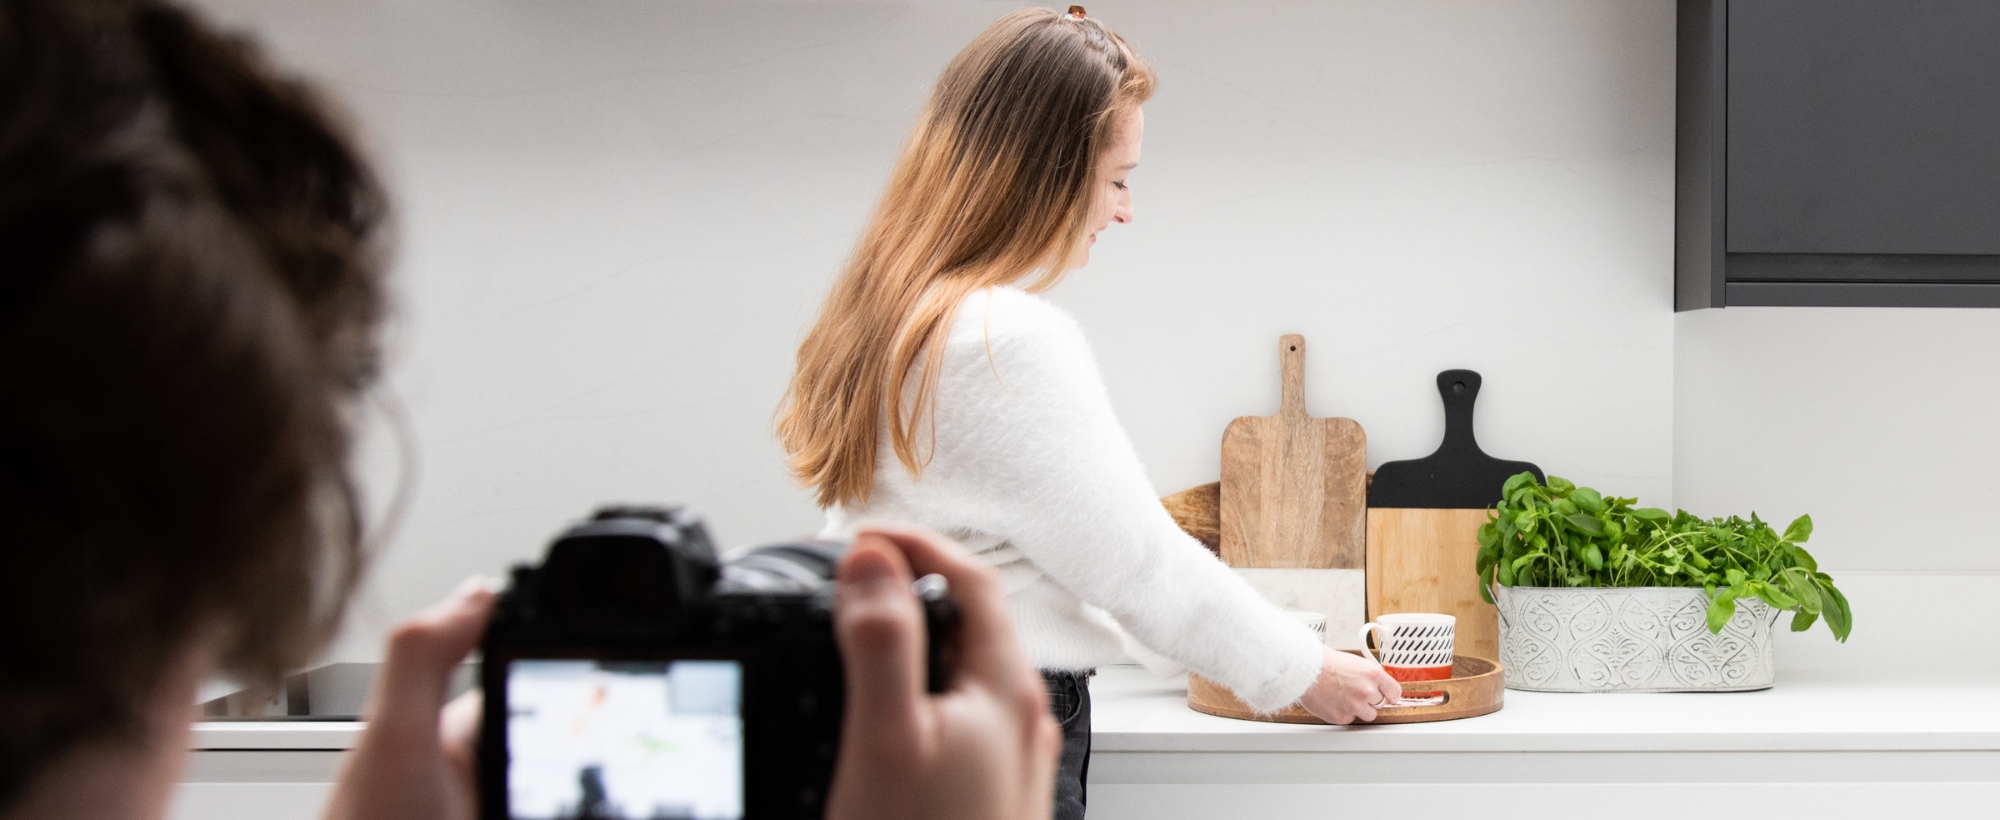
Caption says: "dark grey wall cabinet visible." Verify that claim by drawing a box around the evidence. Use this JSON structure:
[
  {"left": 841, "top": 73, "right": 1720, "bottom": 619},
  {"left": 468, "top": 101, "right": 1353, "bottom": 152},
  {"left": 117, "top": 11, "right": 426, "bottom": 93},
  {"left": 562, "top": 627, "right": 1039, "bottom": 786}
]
[{"left": 1677, "top": 0, "right": 2000, "bottom": 310}]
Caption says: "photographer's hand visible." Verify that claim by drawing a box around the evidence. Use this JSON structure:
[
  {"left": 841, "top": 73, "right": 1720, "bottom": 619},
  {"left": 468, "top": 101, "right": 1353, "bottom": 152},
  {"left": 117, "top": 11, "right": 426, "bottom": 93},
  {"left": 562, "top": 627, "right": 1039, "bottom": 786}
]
[
  {"left": 829, "top": 523, "right": 1061, "bottom": 820},
  {"left": 321, "top": 577, "right": 496, "bottom": 820}
]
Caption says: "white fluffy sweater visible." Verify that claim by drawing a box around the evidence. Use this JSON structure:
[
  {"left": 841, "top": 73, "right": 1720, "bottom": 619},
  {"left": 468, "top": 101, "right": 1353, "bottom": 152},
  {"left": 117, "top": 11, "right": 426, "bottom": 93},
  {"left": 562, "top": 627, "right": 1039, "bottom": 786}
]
[{"left": 821, "top": 286, "right": 1323, "bottom": 712}]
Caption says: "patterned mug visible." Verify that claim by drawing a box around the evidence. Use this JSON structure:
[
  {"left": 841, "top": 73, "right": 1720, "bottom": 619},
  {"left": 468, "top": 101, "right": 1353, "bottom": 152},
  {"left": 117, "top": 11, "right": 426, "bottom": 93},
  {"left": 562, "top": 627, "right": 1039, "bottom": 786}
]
[
  {"left": 1359, "top": 613, "right": 1455, "bottom": 698},
  {"left": 1286, "top": 610, "right": 1329, "bottom": 645}
]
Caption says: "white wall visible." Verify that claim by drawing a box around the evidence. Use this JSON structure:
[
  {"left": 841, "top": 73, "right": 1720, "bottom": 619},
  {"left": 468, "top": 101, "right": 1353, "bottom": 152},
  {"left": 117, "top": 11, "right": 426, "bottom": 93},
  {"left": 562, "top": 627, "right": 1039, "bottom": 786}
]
[
  {"left": 190, "top": 0, "right": 1679, "bottom": 661},
  {"left": 1676, "top": 308, "right": 2000, "bottom": 573},
  {"left": 1678, "top": 308, "right": 2000, "bottom": 668}
]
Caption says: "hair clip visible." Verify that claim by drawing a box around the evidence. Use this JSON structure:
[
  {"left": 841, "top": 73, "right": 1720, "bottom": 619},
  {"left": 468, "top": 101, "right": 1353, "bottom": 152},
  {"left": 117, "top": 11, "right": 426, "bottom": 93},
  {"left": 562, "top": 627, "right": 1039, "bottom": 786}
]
[{"left": 1068, "top": 5, "right": 1087, "bottom": 19}]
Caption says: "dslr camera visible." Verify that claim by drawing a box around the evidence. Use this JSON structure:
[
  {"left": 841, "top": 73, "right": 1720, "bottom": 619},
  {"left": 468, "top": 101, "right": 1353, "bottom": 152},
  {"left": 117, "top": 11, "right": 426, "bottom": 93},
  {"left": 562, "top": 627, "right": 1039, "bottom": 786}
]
[{"left": 478, "top": 506, "right": 960, "bottom": 820}]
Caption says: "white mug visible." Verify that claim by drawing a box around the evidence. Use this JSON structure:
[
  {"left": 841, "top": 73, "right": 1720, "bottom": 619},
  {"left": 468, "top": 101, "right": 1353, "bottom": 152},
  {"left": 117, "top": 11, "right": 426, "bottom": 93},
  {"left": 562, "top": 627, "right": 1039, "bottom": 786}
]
[
  {"left": 1286, "top": 610, "right": 1328, "bottom": 645},
  {"left": 1358, "top": 612, "right": 1455, "bottom": 697}
]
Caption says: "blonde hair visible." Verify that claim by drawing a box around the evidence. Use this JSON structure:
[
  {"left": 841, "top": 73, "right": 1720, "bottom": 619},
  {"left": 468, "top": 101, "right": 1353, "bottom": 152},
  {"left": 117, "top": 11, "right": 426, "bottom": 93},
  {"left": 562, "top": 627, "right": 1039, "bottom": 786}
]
[{"left": 778, "top": 7, "right": 1154, "bottom": 508}]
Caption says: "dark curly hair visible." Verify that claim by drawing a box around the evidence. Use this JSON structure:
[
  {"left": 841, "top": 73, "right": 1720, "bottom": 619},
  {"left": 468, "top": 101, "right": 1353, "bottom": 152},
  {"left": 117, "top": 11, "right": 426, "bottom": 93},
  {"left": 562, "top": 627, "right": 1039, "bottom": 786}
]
[{"left": 0, "top": 0, "right": 386, "bottom": 805}]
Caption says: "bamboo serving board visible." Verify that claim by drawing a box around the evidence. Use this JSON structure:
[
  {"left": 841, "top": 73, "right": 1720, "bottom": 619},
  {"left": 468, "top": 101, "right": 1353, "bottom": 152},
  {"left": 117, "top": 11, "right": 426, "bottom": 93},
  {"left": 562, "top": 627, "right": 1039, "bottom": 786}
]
[
  {"left": 1188, "top": 652, "right": 1503, "bottom": 725},
  {"left": 1366, "top": 508, "right": 1499, "bottom": 661},
  {"left": 1219, "top": 335, "right": 1367, "bottom": 569}
]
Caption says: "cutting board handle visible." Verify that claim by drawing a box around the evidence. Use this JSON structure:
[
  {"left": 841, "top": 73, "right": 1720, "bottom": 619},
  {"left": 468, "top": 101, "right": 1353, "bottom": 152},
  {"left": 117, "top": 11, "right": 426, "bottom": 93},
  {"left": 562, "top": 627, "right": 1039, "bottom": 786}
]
[
  {"left": 1279, "top": 334, "right": 1306, "bottom": 419},
  {"left": 1365, "top": 369, "right": 1542, "bottom": 509},
  {"left": 1438, "top": 369, "right": 1481, "bottom": 452}
]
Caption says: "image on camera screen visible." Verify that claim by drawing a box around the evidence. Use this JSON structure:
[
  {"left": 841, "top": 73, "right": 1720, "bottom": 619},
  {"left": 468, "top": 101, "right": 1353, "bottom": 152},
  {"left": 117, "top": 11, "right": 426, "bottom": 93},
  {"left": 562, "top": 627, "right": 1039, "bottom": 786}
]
[{"left": 506, "top": 659, "right": 744, "bottom": 820}]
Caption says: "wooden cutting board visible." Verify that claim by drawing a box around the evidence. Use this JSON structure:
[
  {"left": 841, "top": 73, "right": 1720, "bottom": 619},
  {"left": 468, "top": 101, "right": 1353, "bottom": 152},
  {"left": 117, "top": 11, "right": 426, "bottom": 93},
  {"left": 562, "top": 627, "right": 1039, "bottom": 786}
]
[
  {"left": 1219, "top": 335, "right": 1366, "bottom": 569},
  {"left": 1365, "top": 370, "right": 1542, "bottom": 662}
]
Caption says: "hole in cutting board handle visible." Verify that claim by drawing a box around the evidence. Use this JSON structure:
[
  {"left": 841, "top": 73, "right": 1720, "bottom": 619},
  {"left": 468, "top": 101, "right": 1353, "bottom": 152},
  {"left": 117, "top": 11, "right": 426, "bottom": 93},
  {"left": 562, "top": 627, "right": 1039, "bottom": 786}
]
[{"left": 1452, "top": 380, "right": 1466, "bottom": 394}]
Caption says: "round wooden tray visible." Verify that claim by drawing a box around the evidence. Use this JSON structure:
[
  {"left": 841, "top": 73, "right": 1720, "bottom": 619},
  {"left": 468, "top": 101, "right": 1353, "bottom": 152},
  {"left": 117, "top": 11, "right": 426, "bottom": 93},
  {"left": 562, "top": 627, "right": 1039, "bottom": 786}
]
[{"left": 1188, "top": 652, "right": 1504, "bottom": 725}]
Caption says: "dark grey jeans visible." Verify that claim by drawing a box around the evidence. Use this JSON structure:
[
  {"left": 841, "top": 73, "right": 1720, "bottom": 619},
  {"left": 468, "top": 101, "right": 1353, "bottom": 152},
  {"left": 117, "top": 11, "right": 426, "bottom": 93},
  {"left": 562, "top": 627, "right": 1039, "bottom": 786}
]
[{"left": 1042, "top": 669, "right": 1094, "bottom": 820}]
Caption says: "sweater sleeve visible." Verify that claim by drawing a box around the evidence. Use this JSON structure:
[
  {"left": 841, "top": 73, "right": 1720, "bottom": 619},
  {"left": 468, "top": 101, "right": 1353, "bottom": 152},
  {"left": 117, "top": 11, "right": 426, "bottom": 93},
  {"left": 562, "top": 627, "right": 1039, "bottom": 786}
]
[{"left": 918, "top": 293, "right": 1324, "bottom": 712}]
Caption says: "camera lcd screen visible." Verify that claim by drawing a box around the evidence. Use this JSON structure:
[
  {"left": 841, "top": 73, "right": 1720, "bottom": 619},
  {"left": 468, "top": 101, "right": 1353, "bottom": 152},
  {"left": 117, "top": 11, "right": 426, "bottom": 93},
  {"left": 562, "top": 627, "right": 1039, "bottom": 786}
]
[{"left": 505, "top": 659, "right": 744, "bottom": 820}]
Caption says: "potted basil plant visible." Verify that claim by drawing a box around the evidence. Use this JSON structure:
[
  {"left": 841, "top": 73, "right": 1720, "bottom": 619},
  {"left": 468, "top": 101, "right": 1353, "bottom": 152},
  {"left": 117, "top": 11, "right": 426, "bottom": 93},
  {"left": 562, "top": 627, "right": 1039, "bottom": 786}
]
[{"left": 1475, "top": 472, "right": 1850, "bottom": 693}]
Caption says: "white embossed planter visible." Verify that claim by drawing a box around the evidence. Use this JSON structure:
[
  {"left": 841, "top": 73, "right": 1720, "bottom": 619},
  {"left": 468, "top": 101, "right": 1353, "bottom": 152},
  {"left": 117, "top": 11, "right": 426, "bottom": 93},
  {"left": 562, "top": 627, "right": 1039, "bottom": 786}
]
[{"left": 1492, "top": 585, "right": 1777, "bottom": 692}]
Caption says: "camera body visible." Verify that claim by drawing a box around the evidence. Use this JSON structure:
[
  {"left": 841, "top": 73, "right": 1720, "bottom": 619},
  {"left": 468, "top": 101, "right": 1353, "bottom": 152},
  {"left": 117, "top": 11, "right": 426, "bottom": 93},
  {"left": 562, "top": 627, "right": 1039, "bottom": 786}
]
[{"left": 478, "top": 506, "right": 958, "bottom": 820}]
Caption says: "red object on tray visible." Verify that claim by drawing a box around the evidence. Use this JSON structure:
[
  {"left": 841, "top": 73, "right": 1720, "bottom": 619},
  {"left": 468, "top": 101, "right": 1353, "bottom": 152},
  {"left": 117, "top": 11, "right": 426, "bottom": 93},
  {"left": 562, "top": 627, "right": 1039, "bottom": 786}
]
[{"left": 1385, "top": 663, "right": 1452, "bottom": 699}]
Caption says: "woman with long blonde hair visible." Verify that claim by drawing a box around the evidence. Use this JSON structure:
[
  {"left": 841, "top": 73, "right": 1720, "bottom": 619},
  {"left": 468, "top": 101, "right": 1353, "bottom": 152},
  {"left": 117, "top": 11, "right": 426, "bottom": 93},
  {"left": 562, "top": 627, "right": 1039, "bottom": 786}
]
[{"left": 779, "top": 8, "right": 1401, "bottom": 816}]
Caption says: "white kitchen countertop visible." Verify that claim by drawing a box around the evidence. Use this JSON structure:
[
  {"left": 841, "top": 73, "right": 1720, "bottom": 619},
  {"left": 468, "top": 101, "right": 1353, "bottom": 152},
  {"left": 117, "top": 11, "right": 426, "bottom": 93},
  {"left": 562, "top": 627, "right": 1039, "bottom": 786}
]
[
  {"left": 192, "top": 721, "right": 362, "bottom": 751},
  {"left": 192, "top": 664, "right": 2000, "bottom": 753},
  {"left": 1088, "top": 664, "right": 2000, "bottom": 753}
]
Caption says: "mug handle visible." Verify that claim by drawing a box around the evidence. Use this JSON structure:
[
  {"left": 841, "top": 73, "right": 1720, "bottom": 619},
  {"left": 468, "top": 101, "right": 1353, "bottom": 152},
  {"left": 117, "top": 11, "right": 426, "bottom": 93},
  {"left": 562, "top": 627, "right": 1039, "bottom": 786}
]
[{"left": 1357, "top": 622, "right": 1387, "bottom": 664}]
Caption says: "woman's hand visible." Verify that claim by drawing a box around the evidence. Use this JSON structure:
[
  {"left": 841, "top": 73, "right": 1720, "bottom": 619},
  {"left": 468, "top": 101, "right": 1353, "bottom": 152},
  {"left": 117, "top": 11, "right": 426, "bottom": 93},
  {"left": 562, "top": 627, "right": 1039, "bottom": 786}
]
[
  {"left": 1296, "top": 646, "right": 1402, "bottom": 725},
  {"left": 321, "top": 577, "right": 495, "bottom": 820},
  {"left": 827, "top": 523, "right": 1062, "bottom": 820}
]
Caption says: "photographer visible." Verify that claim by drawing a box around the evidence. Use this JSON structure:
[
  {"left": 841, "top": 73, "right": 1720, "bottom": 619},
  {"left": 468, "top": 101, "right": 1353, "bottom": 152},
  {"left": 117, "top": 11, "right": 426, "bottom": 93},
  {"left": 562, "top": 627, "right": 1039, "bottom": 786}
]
[{"left": 0, "top": 2, "right": 1055, "bottom": 819}]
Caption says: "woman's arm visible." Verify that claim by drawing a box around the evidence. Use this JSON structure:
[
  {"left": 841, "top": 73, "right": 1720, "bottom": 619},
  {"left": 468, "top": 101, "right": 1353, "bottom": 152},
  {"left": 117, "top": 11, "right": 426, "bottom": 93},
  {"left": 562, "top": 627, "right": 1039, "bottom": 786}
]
[{"left": 917, "top": 294, "right": 1325, "bottom": 712}]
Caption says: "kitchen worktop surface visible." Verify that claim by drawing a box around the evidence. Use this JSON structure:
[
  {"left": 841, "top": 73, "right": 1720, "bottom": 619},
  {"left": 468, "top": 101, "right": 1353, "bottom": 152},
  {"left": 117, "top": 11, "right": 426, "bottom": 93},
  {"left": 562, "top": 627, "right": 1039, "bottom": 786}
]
[
  {"left": 1087, "top": 665, "right": 2000, "bottom": 753},
  {"left": 192, "top": 664, "right": 2000, "bottom": 753}
]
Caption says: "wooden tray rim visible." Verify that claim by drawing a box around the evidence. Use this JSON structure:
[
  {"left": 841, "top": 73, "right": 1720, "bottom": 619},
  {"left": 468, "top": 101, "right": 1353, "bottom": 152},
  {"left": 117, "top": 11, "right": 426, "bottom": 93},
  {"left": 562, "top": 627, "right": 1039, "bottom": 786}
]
[{"left": 1188, "top": 652, "right": 1504, "bottom": 725}]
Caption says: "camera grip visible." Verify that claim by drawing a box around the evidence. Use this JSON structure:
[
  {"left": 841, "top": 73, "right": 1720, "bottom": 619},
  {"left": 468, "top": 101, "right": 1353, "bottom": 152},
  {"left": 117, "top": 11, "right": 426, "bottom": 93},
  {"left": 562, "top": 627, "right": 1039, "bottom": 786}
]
[{"left": 914, "top": 573, "right": 961, "bottom": 693}]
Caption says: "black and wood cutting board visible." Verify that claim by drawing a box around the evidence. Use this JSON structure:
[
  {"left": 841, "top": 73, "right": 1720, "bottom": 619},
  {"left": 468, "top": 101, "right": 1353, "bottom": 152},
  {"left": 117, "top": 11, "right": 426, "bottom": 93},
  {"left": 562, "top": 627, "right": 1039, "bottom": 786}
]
[{"left": 1365, "top": 370, "right": 1542, "bottom": 661}]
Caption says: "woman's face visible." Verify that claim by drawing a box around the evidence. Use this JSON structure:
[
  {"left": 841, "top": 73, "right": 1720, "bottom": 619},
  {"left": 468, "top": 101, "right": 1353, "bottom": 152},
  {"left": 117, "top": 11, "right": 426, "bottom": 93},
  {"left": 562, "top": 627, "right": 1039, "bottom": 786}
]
[{"left": 1072, "top": 105, "right": 1143, "bottom": 269}]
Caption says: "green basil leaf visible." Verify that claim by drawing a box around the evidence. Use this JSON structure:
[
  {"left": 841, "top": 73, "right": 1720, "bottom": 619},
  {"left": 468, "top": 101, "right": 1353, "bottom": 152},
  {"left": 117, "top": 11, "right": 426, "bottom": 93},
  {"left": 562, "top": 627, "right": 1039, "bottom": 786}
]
[
  {"left": 1790, "top": 609, "right": 1819, "bottom": 632},
  {"left": 1602, "top": 520, "right": 1623, "bottom": 542},
  {"left": 1725, "top": 568, "right": 1747, "bottom": 586},
  {"left": 1583, "top": 544, "right": 1605, "bottom": 570},
  {"left": 1781, "top": 514, "right": 1813, "bottom": 544},
  {"left": 1632, "top": 507, "right": 1671, "bottom": 520},
  {"left": 1707, "top": 591, "right": 1737, "bottom": 634},
  {"left": 1821, "top": 580, "right": 1853, "bottom": 642},
  {"left": 1549, "top": 476, "right": 1575, "bottom": 493},
  {"left": 1785, "top": 573, "right": 1822, "bottom": 615},
  {"left": 1755, "top": 583, "right": 1798, "bottom": 609},
  {"left": 1572, "top": 488, "right": 1606, "bottom": 514},
  {"left": 1566, "top": 513, "right": 1604, "bottom": 536},
  {"left": 1498, "top": 560, "right": 1516, "bottom": 586}
]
